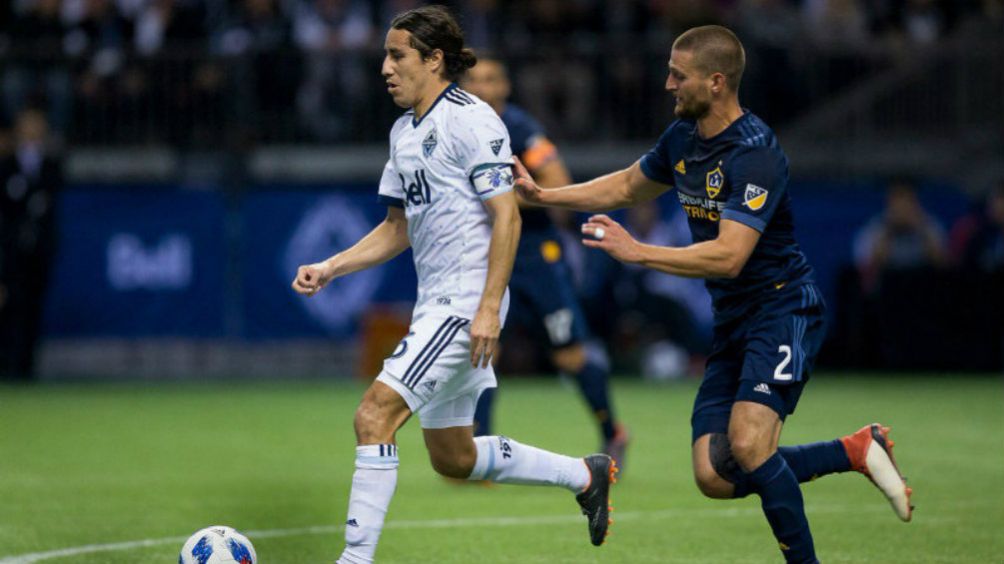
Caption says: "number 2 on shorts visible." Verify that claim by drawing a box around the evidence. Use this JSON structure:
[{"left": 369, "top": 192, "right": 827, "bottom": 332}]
[{"left": 774, "top": 345, "right": 793, "bottom": 381}]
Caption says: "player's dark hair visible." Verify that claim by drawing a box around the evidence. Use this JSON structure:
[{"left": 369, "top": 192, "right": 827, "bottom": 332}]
[
  {"left": 673, "top": 25, "right": 746, "bottom": 92},
  {"left": 390, "top": 5, "right": 477, "bottom": 82}
]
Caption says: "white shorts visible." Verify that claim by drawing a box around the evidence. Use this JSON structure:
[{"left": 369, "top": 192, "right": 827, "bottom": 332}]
[{"left": 377, "top": 312, "right": 497, "bottom": 429}]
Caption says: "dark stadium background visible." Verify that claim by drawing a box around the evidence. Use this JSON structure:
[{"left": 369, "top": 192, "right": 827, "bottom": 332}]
[{"left": 1, "top": 0, "right": 1001, "bottom": 382}]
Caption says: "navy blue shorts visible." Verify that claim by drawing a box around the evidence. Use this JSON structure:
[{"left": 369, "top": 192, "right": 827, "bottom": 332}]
[
  {"left": 507, "top": 231, "right": 590, "bottom": 349},
  {"left": 691, "top": 283, "right": 826, "bottom": 443}
]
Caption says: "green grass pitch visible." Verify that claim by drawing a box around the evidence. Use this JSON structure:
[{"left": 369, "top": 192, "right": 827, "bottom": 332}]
[{"left": 1, "top": 374, "right": 1002, "bottom": 563}]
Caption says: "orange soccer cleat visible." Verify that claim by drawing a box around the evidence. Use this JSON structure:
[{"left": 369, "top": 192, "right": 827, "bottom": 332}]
[{"left": 841, "top": 424, "right": 914, "bottom": 522}]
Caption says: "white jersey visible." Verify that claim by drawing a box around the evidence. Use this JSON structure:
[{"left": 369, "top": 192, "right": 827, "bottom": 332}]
[{"left": 378, "top": 84, "right": 514, "bottom": 318}]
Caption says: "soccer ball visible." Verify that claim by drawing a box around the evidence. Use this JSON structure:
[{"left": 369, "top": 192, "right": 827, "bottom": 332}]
[{"left": 179, "top": 526, "right": 257, "bottom": 564}]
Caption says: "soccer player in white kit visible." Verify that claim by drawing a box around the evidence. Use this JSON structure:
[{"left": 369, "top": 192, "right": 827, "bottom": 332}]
[{"left": 291, "top": 7, "right": 616, "bottom": 563}]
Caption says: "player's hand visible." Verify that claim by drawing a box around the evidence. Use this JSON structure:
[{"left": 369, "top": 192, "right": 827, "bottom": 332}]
[
  {"left": 291, "top": 261, "right": 335, "bottom": 297},
  {"left": 581, "top": 215, "right": 644, "bottom": 264},
  {"left": 512, "top": 156, "right": 545, "bottom": 205},
  {"left": 469, "top": 306, "right": 501, "bottom": 369}
]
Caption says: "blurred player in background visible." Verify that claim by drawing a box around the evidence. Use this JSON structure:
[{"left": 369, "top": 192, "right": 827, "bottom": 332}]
[
  {"left": 292, "top": 7, "right": 615, "bottom": 563},
  {"left": 516, "top": 25, "right": 912, "bottom": 563},
  {"left": 461, "top": 55, "right": 629, "bottom": 468}
]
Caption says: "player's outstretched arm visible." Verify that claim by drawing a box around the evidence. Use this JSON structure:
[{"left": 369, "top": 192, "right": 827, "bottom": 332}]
[
  {"left": 470, "top": 190, "right": 521, "bottom": 368},
  {"left": 291, "top": 207, "right": 409, "bottom": 296},
  {"left": 582, "top": 216, "right": 760, "bottom": 279},
  {"left": 514, "top": 158, "right": 669, "bottom": 213}
]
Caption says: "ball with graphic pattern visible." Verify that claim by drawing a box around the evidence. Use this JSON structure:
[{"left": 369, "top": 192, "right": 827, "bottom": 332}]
[{"left": 179, "top": 526, "right": 257, "bottom": 564}]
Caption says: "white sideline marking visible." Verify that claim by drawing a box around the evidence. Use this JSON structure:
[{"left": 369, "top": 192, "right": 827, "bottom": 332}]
[{"left": 0, "top": 503, "right": 893, "bottom": 563}]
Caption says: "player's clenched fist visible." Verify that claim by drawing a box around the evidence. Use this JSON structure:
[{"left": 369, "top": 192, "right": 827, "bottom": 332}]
[{"left": 292, "top": 261, "right": 334, "bottom": 297}]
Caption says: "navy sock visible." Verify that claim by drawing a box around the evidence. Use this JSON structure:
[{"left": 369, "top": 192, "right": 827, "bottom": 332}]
[
  {"left": 746, "top": 452, "right": 817, "bottom": 564},
  {"left": 572, "top": 360, "right": 616, "bottom": 440},
  {"left": 779, "top": 440, "right": 851, "bottom": 483},
  {"left": 473, "top": 388, "right": 495, "bottom": 437},
  {"left": 731, "top": 440, "right": 850, "bottom": 499}
]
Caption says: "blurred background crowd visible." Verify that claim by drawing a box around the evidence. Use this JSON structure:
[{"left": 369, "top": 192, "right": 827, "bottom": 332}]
[
  {"left": 0, "top": 0, "right": 1001, "bottom": 381},
  {"left": 1, "top": 0, "right": 1001, "bottom": 145}
]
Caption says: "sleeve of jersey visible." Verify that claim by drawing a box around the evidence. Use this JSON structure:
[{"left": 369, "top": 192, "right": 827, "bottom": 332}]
[
  {"left": 638, "top": 125, "right": 676, "bottom": 186},
  {"left": 522, "top": 134, "right": 559, "bottom": 172},
  {"left": 457, "top": 112, "right": 515, "bottom": 201},
  {"left": 376, "top": 160, "right": 404, "bottom": 208},
  {"left": 721, "top": 146, "right": 786, "bottom": 233}
]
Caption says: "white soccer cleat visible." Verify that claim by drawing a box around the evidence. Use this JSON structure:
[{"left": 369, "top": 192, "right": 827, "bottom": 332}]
[{"left": 841, "top": 423, "right": 914, "bottom": 522}]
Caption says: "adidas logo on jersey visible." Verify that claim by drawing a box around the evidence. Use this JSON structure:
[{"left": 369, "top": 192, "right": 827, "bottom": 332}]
[
  {"left": 489, "top": 138, "right": 504, "bottom": 156},
  {"left": 753, "top": 383, "right": 771, "bottom": 395},
  {"left": 346, "top": 519, "right": 359, "bottom": 527}
]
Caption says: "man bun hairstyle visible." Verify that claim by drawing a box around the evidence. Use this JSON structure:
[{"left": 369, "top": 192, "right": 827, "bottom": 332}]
[
  {"left": 391, "top": 5, "right": 477, "bottom": 82},
  {"left": 673, "top": 25, "right": 746, "bottom": 92}
]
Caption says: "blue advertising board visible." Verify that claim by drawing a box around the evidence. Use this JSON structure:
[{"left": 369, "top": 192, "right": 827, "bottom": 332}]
[
  {"left": 240, "top": 189, "right": 416, "bottom": 339},
  {"left": 43, "top": 187, "right": 227, "bottom": 337}
]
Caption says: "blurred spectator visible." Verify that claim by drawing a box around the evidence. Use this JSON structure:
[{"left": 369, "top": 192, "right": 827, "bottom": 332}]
[
  {"left": 214, "top": 0, "right": 298, "bottom": 144},
  {"left": 134, "top": 0, "right": 220, "bottom": 145},
  {"left": 0, "top": 108, "right": 62, "bottom": 381},
  {"left": 2, "top": 0, "right": 74, "bottom": 134},
  {"left": 854, "top": 179, "right": 947, "bottom": 291},
  {"left": 803, "top": 0, "right": 870, "bottom": 54},
  {"left": 293, "top": 0, "right": 373, "bottom": 141},
  {"left": 900, "top": 0, "right": 948, "bottom": 44},
  {"left": 598, "top": 0, "right": 651, "bottom": 137},
  {"left": 69, "top": 0, "right": 137, "bottom": 141},
  {"left": 507, "top": 0, "right": 599, "bottom": 139},
  {"left": 0, "top": 0, "right": 993, "bottom": 146},
  {"left": 733, "top": 0, "right": 806, "bottom": 124},
  {"left": 135, "top": 0, "right": 207, "bottom": 55},
  {"left": 0, "top": 3, "right": 13, "bottom": 41},
  {"left": 455, "top": 0, "right": 502, "bottom": 50},
  {"left": 950, "top": 182, "right": 1004, "bottom": 272},
  {"left": 70, "top": 0, "right": 135, "bottom": 82}
]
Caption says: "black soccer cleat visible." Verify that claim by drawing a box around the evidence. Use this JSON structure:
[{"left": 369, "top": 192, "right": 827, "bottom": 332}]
[{"left": 575, "top": 453, "right": 619, "bottom": 546}]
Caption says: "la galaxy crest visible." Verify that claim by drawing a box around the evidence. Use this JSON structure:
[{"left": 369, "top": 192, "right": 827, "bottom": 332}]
[
  {"left": 422, "top": 128, "right": 438, "bottom": 157},
  {"left": 705, "top": 166, "right": 724, "bottom": 199},
  {"left": 744, "top": 183, "right": 768, "bottom": 211},
  {"left": 489, "top": 138, "right": 504, "bottom": 156}
]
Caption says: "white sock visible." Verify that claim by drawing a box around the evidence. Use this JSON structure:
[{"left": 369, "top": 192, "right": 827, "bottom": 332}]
[
  {"left": 469, "top": 435, "right": 590, "bottom": 492},
  {"left": 336, "top": 444, "right": 399, "bottom": 564}
]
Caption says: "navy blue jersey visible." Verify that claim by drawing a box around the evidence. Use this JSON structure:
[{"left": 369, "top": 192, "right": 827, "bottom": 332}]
[
  {"left": 501, "top": 104, "right": 559, "bottom": 231},
  {"left": 639, "top": 111, "right": 815, "bottom": 323}
]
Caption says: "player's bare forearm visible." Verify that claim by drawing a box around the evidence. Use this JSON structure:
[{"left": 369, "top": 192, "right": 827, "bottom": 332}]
[
  {"left": 470, "top": 191, "right": 520, "bottom": 367},
  {"left": 515, "top": 158, "right": 572, "bottom": 210},
  {"left": 292, "top": 208, "right": 409, "bottom": 296},
  {"left": 636, "top": 239, "right": 745, "bottom": 278},
  {"left": 547, "top": 169, "right": 635, "bottom": 212},
  {"left": 478, "top": 193, "right": 520, "bottom": 313},
  {"left": 515, "top": 159, "right": 668, "bottom": 212},
  {"left": 582, "top": 215, "right": 759, "bottom": 279},
  {"left": 638, "top": 219, "right": 760, "bottom": 278},
  {"left": 328, "top": 208, "right": 409, "bottom": 277}
]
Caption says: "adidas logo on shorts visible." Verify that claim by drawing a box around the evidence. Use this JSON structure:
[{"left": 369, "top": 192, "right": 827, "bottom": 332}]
[{"left": 753, "top": 383, "right": 772, "bottom": 395}]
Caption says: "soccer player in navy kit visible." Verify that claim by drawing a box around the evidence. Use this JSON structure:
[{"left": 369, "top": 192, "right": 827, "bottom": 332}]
[
  {"left": 515, "top": 26, "right": 912, "bottom": 563},
  {"left": 462, "top": 57, "right": 629, "bottom": 466}
]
